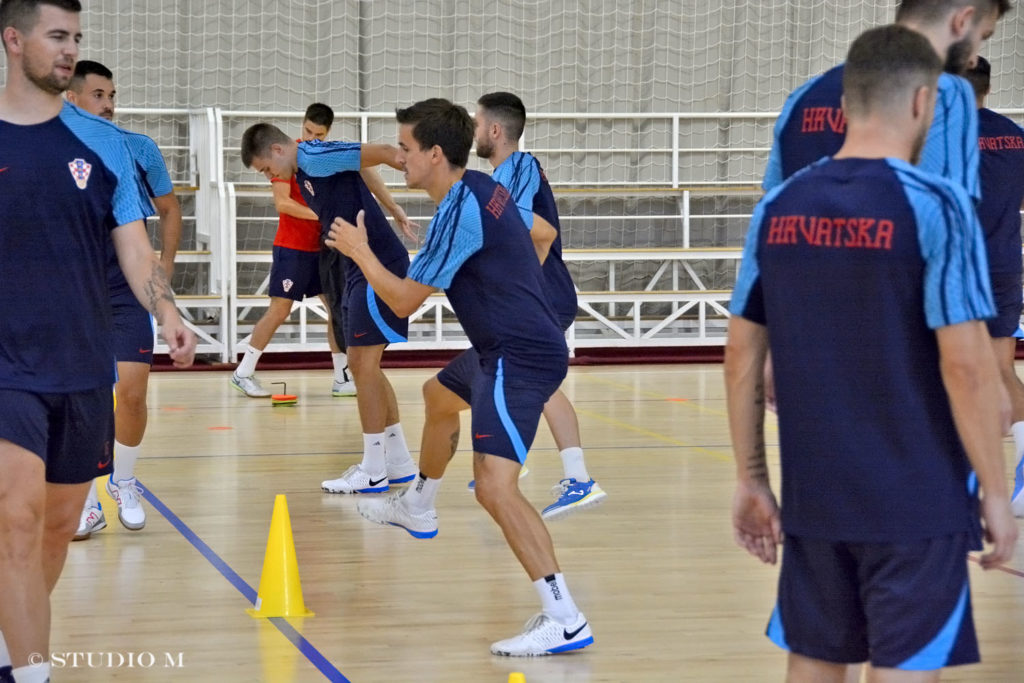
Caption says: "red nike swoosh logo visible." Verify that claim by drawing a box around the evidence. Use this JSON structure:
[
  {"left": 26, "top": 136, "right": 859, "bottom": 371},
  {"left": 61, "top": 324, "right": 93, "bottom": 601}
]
[
  {"left": 138, "top": 348, "right": 152, "bottom": 354},
  {"left": 0, "top": 168, "right": 9, "bottom": 173},
  {"left": 474, "top": 433, "right": 493, "bottom": 439},
  {"left": 354, "top": 332, "right": 368, "bottom": 338}
]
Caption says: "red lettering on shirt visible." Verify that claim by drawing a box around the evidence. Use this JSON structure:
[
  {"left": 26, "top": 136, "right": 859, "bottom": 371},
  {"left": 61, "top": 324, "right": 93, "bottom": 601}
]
[
  {"left": 765, "top": 214, "right": 895, "bottom": 251},
  {"left": 485, "top": 185, "right": 511, "bottom": 219}
]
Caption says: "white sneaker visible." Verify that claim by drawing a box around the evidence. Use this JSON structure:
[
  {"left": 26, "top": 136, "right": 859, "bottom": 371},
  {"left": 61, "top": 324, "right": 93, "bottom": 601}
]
[
  {"left": 106, "top": 477, "right": 146, "bottom": 530},
  {"left": 231, "top": 372, "right": 271, "bottom": 398},
  {"left": 321, "top": 464, "right": 389, "bottom": 494},
  {"left": 490, "top": 612, "right": 594, "bottom": 657},
  {"left": 386, "top": 455, "right": 418, "bottom": 484},
  {"left": 73, "top": 504, "right": 106, "bottom": 541},
  {"left": 331, "top": 367, "right": 357, "bottom": 397},
  {"left": 357, "top": 491, "right": 438, "bottom": 539}
]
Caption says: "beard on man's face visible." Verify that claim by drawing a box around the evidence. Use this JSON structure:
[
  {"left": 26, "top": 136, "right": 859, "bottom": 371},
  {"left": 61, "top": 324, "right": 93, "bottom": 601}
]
[{"left": 944, "top": 38, "right": 972, "bottom": 75}]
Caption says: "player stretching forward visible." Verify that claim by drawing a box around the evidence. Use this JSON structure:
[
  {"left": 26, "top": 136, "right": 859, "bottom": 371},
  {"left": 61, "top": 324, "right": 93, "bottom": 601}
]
[
  {"left": 465, "top": 92, "right": 605, "bottom": 518},
  {"left": 231, "top": 103, "right": 358, "bottom": 399},
  {"left": 0, "top": 2, "right": 195, "bottom": 680},
  {"left": 65, "top": 59, "right": 183, "bottom": 539},
  {"left": 240, "top": 123, "right": 419, "bottom": 491},
  {"left": 334, "top": 99, "right": 593, "bottom": 657},
  {"left": 727, "top": 25, "right": 1015, "bottom": 681},
  {"left": 964, "top": 56, "right": 1024, "bottom": 517}
]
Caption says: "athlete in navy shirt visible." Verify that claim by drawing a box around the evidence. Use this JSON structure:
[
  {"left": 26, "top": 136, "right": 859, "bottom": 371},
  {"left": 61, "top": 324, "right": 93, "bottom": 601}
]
[
  {"left": 330, "top": 99, "right": 592, "bottom": 658},
  {"left": 964, "top": 56, "right": 1024, "bottom": 518},
  {"left": 763, "top": 0, "right": 1010, "bottom": 198},
  {"left": 240, "top": 123, "right": 422, "bottom": 495},
  {"left": 726, "top": 26, "right": 1015, "bottom": 678},
  {"left": 0, "top": 2, "right": 194, "bottom": 678},
  {"left": 471, "top": 91, "right": 606, "bottom": 519},
  {"left": 66, "top": 59, "right": 184, "bottom": 538}
]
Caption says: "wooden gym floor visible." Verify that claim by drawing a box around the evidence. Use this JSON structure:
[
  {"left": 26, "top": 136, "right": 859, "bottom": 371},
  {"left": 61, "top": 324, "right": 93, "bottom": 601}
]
[{"left": 51, "top": 365, "right": 1024, "bottom": 682}]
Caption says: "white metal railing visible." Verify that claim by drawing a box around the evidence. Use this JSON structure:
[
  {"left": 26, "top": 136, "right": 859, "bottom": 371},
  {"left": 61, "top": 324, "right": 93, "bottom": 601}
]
[{"left": 136, "top": 107, "right": 1024, "bottom": 361}]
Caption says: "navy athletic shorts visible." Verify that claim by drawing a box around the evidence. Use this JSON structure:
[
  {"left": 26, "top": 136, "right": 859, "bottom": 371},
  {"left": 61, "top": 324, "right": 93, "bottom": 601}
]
[
  {"left": 767, "top": 532, "right": 979, "bottom": 669},
  {"left": 985, "top": 271, "right": 1023, "bottom": 338},
  {"left": 269, "top": 245, "right": 322, "bottom": 301},
  {"left": 0, "top": 386, "right": 113, "bottom": 484}
]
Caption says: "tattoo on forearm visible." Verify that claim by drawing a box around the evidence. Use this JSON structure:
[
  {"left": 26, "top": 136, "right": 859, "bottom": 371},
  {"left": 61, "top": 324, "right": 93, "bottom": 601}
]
[
  {"left": 142, "top": 260, "right": 176, "bottom": 321},
  {"left": 448, "top": 429, "right": 460, "bottom": 461},
  {"left": 747, "top": 378, "right": 769, "bottom": 481}
]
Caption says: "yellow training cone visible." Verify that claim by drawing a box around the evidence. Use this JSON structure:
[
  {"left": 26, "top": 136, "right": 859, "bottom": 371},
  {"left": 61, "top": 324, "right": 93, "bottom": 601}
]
[
  {"left": 508, "top": 674, "right": 526, "bottom": 683},
  {"left": 247, "top": 494, "right": 314, "bottom": 618}
]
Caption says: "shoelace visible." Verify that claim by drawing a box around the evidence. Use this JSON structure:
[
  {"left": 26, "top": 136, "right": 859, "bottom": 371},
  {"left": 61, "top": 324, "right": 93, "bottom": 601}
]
[{"left": 117, "top": 481, "right": 141, "bottom": 508}]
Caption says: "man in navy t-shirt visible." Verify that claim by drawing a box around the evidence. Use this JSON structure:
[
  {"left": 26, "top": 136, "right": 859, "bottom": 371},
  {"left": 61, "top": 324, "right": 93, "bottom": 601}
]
[
  {"left": 0, "top": 2, "right": 195, "bottom": 680},
  {"left": 726, "top": 26, "right": 1015, "bottom": 679},
  {"left": 468, "top": 91, "right": 607, "bottom": 520},
  {"left": 964, "top": 56, "right": 1024, "bottom": 517},
  {"left": 241, "top": 124, "right": 422, "bottom": 494},
  {"left": 763, "top": 0, "right": 1011, "bottom": 197},
  {"left": 329, "top": 99, "right": 593, "bottom": 657},
  {"left": 66, "top": 59, "right": 184, "bottom": 539}
]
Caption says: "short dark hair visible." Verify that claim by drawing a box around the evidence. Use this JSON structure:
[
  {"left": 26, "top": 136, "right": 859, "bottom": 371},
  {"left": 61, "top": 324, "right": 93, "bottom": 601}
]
[
  {"left": 395, "top": 98, "right": 474, "bottom": 168},
  {"left": 69, "top": 59, "right": 112, "bottom": 91},
  {"left": 843, "top": 24, "right": 944, "bottom": 119},
  {"left": 240, "top": 123, "right": 291, "bottom": 167},
  {"left": 304, "top": 102, "right": 334, "bottom": 130},
  {"left": 963, "top": 55, "right": 991, "bottom": 98},
  {"left": 477, "top": 92, "right": 527, "bottom": 142},
  {"left": 0, "top": 0, "right": 80, "bottom": 50},
  {"left": 896, "top": 0, "right": 1013, "bottom": 22}
]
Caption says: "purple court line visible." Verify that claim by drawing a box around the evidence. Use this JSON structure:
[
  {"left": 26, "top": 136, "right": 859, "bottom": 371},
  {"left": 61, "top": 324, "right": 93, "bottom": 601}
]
[
  {"left": 138, "top": 481, "right": 350, "bottom": 683},
  {"left": 967, "top": 554, "right": 1024, "bottom": 578}
]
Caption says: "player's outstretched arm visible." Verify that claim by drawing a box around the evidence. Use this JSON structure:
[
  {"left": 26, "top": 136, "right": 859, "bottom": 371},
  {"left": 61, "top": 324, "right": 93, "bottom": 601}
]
[
  {"left": 152, "top": 191, "right": 182, "bottom": 278},
  {"left": 270, "top": 179, "right": 318, "bottom": 221},
  {"left": 360, "top": 167, "right": 419, "bottom": 242},
  {"left": 937, "top": 320, "right": 1017, "bottom": 568},
  {"left": 530, "top": 213, "right": 556, "bottom": 265},
  {"left": 111, "top": 220, "right": 197, "bottom": 368},
  {"left": 327, "top": 210, "right": 435, "bottom": 317},
  {"left": 360, "top": 143, "right": 403, "bottom": 171},
  {"left": 724, "top": 315, "right": 781, "bottom": 565}
]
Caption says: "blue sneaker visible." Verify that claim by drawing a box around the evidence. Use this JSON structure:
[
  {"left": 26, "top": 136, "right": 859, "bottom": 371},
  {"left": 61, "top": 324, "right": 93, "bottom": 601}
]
[
  {"left": 541, "top": 478, "right": 607, "bottom": 521},
  {"left": 468, "top": 465, "right": 529, "bottom": 491},
  {"left": 1012, "top": 456, "right": 1024, "bottom": 518}
]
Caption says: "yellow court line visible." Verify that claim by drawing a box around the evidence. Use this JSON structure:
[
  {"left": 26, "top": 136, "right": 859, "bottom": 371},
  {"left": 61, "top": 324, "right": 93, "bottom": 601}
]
[{"left": 573, "top": 406, "right": 733, "bottom": 463}]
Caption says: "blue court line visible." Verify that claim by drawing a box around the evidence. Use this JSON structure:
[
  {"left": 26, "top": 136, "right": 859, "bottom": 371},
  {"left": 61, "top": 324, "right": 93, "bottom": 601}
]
[{"left": 137, "top": 480, "right": 350, "bottom": 683}]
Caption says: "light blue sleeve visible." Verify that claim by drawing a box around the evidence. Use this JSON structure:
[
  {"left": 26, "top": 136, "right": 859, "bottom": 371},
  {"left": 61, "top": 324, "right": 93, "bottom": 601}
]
[
  {"left": 918, "top": 74, "right": 980, "bottom": 203},
  {"left": 730, "top": 197, "right": 770, "bottom": 319},
  {"left": 59, "top": 103, "right": 149, "bottom": 228},
  {"left": 125, "top": 132, "right": 173, "bottom": 197},
  {"left": 891, "top": 160, "right": 994, "bottom": 328},
  {"left": 297, "top": 140, "right": 361, "bottom": 177},
  {"left": 408, "top": 184, "right": 484, "bottom": 289},
  {"left": 493, "top": 152, "right": 541, "bottom": 229},
  {"left": 762, "top": 74, "right": 823, "bottom": 191}
]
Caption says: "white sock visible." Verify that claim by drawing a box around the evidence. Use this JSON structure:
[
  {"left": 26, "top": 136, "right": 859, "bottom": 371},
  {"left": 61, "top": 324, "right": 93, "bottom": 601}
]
[
  {"left": 559, "top": 447, "right": 589, "bottom": 482},
  {"left": 84, "top": 479, "right": 99, "bottom": 509},
  {"left": 236, "top": 345, "right": 263, "bottom": 378},
  {"left": 534, "top": 573, "right": 579, "bottom": 624},
  {"left": 0, "top": 630, "right": 9, "bottom": 667},
  {"left": 1012, "top": 422, "right": 1024, "bottom": 463},
  {"left": 332, "top": 353, "right": 349, "bottom": 383},
  {"left": 12, "top": 662, "right": 50, "bottom": 683},
  {"left": 112, "top": 441, "right": 141, "bottom": 483},
  {"left": 385, "top": 423, "right": 412, "bottom": 462},
  {"left": 361, "top": 433, "right": 386, "bottom": 474},
  {"left": 403, "top": 474, "right": 441, "bottom": 513}
]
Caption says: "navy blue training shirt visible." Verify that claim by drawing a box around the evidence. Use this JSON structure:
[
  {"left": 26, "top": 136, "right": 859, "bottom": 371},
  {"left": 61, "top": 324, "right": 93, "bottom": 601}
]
[
  {"left": 733, "top": 157, "right": 993, "bottom": 543},
  {"left": 0, "top": 102, "right": 150, "bottom": 392}
]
